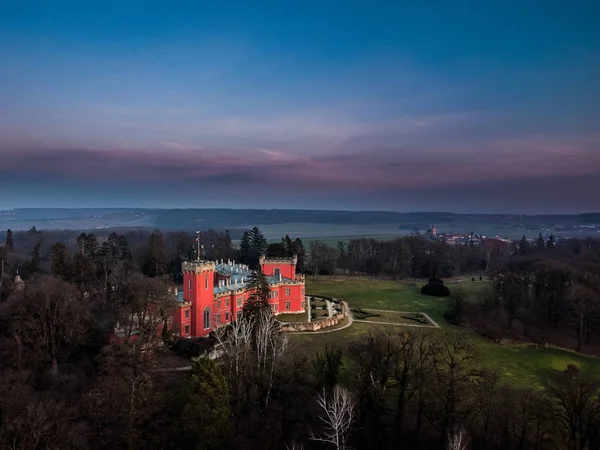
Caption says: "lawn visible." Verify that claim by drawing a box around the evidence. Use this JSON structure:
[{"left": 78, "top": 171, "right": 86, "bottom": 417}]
[
  {"left": 277, "top": 308, "right": 309, "bottom": 323},
  {"left": 295, "top": 276, "right": 600, "bottom": 387},
  {"left": 351, "top": 309, "right": 435, "bottom": 326},
  {"left": 307, "top": 276, "right": 449, "bottom": 322}
]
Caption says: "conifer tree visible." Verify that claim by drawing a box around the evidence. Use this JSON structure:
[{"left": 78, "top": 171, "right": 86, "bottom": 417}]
[
  {"left": 143, "top": 230, "right": 166, "bottom": 277},
  {"left": 536, "top": 233, "right": 545, "bottom": 249},
  {"left": 249, "top": 226, "right": 267, "bottom": 255},
  {"left": 50, "top": 242, "right": 72, "bottom": 280},
  {"left": 4, "top": 229, "right": 13, "bottom": 253},
  {"left": 240, "top": 231, "right": 250, "bottom": 260},
  {"left": 183, "top": 357, "right": 231, "bottom": 450},
  {"left": 518, "top": 235, "right": 529, "bottom": 256},
  {"left": 29, "top": 241, "right": 42, "bottom": 273},
  {"left": 243, "top": 269, "right": 271, "bottom": 319}
]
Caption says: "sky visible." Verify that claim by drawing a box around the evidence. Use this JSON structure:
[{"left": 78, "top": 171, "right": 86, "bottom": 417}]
[{"left": 1, "top": 1, "right": 599, "bottom": 214}]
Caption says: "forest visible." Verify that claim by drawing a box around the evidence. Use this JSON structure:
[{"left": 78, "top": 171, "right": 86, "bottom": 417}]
[{"left": 0, "top": 226, "right": 599, "bottom": 450}]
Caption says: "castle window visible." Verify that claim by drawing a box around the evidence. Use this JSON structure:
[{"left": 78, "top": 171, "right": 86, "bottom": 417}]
[
  {"left": 215, "top": 314, "right": 220, "bottom": 324},
  {"left": 285, "top": 289, "right": 290, "bottom": 296},
  {"left": 205, "top": 277, "right": 208, "bottom": 290},
  {"left": 285, "top": 302, "right": 290, "bottom": 310},
  {"left": 184, "top": 325, "right": 190, "bottom": 335},
  {"left": 237, "top": 297, "right": 242, "bottom": 307},
  {"left": 225, "top": 312, "right": 230, "bottom": 321},
  {"left": 301, "top": 288, "right": 305, "bottom": 295},
  {"left": 188, "top": 279, "right": 191, "bottom": 290},
  {"left": 274, "top": 268, "right": 280, "bottom": 278},
  {"left": 184, "top": 309, "right": 190, "bottom": 319},
  {"left": 217, "top": 300, "right": 221, "bottom": 309},
  {"left": 203, "top": 308, "right": 210, "bottom": 329},
  {"left": 271, "top": 304, "right": 278, "bottom": 312},
  {"left": 226, "top": 299, "right": 229, "bottom": 307}
]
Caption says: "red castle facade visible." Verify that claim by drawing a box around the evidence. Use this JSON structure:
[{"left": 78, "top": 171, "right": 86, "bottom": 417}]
[{"left": 172, "top": 255, "right": 306, "bottom": 338}]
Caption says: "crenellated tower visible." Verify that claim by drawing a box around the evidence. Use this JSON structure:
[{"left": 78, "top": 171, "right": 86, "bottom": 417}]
[
  {"left": 182, "top": 260, "right": 216, "bottom": 337},
  {"left": 259, "top": 254, "right": 297, "bottom": 280}
]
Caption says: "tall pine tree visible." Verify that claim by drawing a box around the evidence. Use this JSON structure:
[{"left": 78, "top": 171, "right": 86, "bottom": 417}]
[
  {"left": 243, "top": 269, "right": 271, "bottom": 319},
  {"left": 183, "top": 357, "right": 231, "bottom": 450},
  {"left": 50, "top": 242, "right": 72, "bottom": 280},
  {"left": 143, "top": 230, "right": 166, "bottom": 277},
  {"left": 5, "top": 229, "right": 13, "bottom": 253}
]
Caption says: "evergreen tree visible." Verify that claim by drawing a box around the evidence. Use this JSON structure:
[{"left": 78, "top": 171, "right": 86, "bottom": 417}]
[
  {"left": 518, "top": 235, "right": 530, "bottom": 256},
  {"left": 547, "top": 234, "right": 556, "bottom": 249},
  {"left": 239, "top": 231, "right": 250, "bottom": 260},
  {"left": 536, "top": 233, "right": 545, "bottom": 249},
  {"left": 0, "top": 246, "right": 6, "bottom": 277},
  {"left": 283, "top": 235, "right": 294, "bottom": 255},
  {"left": 143, "top": 230, "right": 166, "bottom": 277},
  {"left": 29, "top": 241, "right": 42, "bottom": 273},
  {"left": 183, "top": 357, "right": 231, "bottom": 450},
  {"left": 76, "top": 232, "right": 98, "bottom": 256},
  {"left": 4, "top": 229, "right": 13, "bottom": 253},
  {"left": 243, "top": 269, "right": 271, "bottom": 319},
  {"left": 50, "top": 242, "right": 72, "bottom": 280},
  {"left": 249, "top": 226, "right": 267, "bottom": 255},
  {"left": 293, "top": 237, "right": 305, "bottom": 272}
]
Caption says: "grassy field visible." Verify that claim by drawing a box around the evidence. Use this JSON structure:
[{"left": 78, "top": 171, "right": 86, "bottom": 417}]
[
  {"left": 292, "top": 276, "right": 600, "bottom": 387},
  {"left": 306, "top": 276, "right": 450, "bottom": 322}
]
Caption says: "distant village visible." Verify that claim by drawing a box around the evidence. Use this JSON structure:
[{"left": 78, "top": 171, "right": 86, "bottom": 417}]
[{"left": 411, "top": 222, "right": 600, "bottom": 246}]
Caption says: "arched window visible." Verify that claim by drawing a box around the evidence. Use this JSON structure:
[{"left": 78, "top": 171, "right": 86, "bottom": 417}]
[{"left": 203, "top": 308, "right": 210, "bottom": 329}]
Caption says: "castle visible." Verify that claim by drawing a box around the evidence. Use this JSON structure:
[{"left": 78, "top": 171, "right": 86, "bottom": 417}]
[{"left": 172, "top": 255, "right": 306, "bottom": 337}]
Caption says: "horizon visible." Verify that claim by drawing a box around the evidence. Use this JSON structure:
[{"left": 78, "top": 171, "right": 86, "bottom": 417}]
[
  {"left": 1, "top": 205, "right": 599, "bottom": 217},
  {"left": 1, "top": 2, "right": 599, "bottom": 213}
]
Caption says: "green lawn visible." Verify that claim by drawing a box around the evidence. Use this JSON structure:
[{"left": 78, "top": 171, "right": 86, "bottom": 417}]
[
  {"left": 307, "top": 276, "right": 449, "bottom": 322},
  {"left": 295, "top": 276, "right": 600, "bottom": 386}
]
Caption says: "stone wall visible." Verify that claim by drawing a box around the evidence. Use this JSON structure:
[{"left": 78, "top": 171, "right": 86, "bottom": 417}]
[{"left": 280, "top": 309, "right": 346, "bottom": 332}]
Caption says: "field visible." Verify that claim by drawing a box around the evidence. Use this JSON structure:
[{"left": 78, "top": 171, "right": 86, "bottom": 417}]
[{"left": 292, "top": 276, "right": 600, "bottom": 387}]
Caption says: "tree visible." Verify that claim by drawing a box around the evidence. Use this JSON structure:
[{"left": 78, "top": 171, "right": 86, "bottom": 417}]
[
  {"left": 249, "top": 226, "right": 267, "bottom": 256},
  {"left": 546, "top": 368, "right": 600, "bottom": 450},
  {"left": 243, "top": 269, "right": 271, "bottom": 319},
  {"left": 518, "top": 235, "right": 530, "bottom": 256},
  {"left": 569, "top": 285, "right": 598, "bottom": 352},
  {"left": 4, "top": 229, "right": 13, "bottom": 253},
  {"left": 143, "top": 230, "right": 166, "bottom": 277},
  {"left": 50, "top": 242, "right": 72, "bottom": 280},
  {"left": 424, "top": 333, "right": 483, "bottom": 446},
  {"left": 184, "top": 357, "right": 231, "bottom": 450},
  {"left": 447, "top": 428, "right": 469, "bottom": 450},
  {"left": 117, "top": 273, "right": 176, "bottom": 352},
  {"left": 11, "top": 275, "right": 89, "bottom": 373},
  {"left": 310, "top": 386, "right": 355, "bottom": 450},
  {"left": 83, "top": 345, "right": 165, "bottom": 449},
  {"left": 29, "top": 241, "right": 42, "bottom": 274},
  {"left": 313, "top": 344, "right": 344, "bottom": 391},
  {"left": 536, "top": 233, "right": 545, "bottom": 250},
  {"left": 0, "top": 246, "right": 6, "bottom": 278}
]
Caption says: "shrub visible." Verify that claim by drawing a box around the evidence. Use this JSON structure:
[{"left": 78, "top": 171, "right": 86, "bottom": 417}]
[{"left": 421, "top": 280, "right": 451, "bottom": 297}]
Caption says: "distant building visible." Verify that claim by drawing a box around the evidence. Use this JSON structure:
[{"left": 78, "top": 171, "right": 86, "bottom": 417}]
[{"left": 426, "top": 224, "right": 437, "bottom": 238}]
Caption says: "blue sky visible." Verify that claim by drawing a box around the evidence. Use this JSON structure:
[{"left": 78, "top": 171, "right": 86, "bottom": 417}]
[{"left": 1, "top": 1, "right": 599, "bottom": 213}]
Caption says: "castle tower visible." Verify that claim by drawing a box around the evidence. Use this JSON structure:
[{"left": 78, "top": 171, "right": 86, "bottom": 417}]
[
  {"left": 259, "top": 254, "right": 297, "bottom": 280},
  {"left": 182, "top": 260, "right": 216, "bottom": 337}
]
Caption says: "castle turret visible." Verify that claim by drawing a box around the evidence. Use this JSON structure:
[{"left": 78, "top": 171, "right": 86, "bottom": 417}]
[{"left": 182, "top": 260, "right": 216, "bottom": 337}]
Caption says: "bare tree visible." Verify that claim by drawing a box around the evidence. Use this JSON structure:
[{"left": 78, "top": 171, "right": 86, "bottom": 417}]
[
  {"left": 11, "top": 275, "right": 88, "bottom": 373},
  {"left": 569, "top": 285, "right": 598, "bottom": 352},
  {"left": 448, "top": 427, "right": 469, "bottom": 450},
  {"left": 310, "top": 386, "right": 355, "bottom": 450}
]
